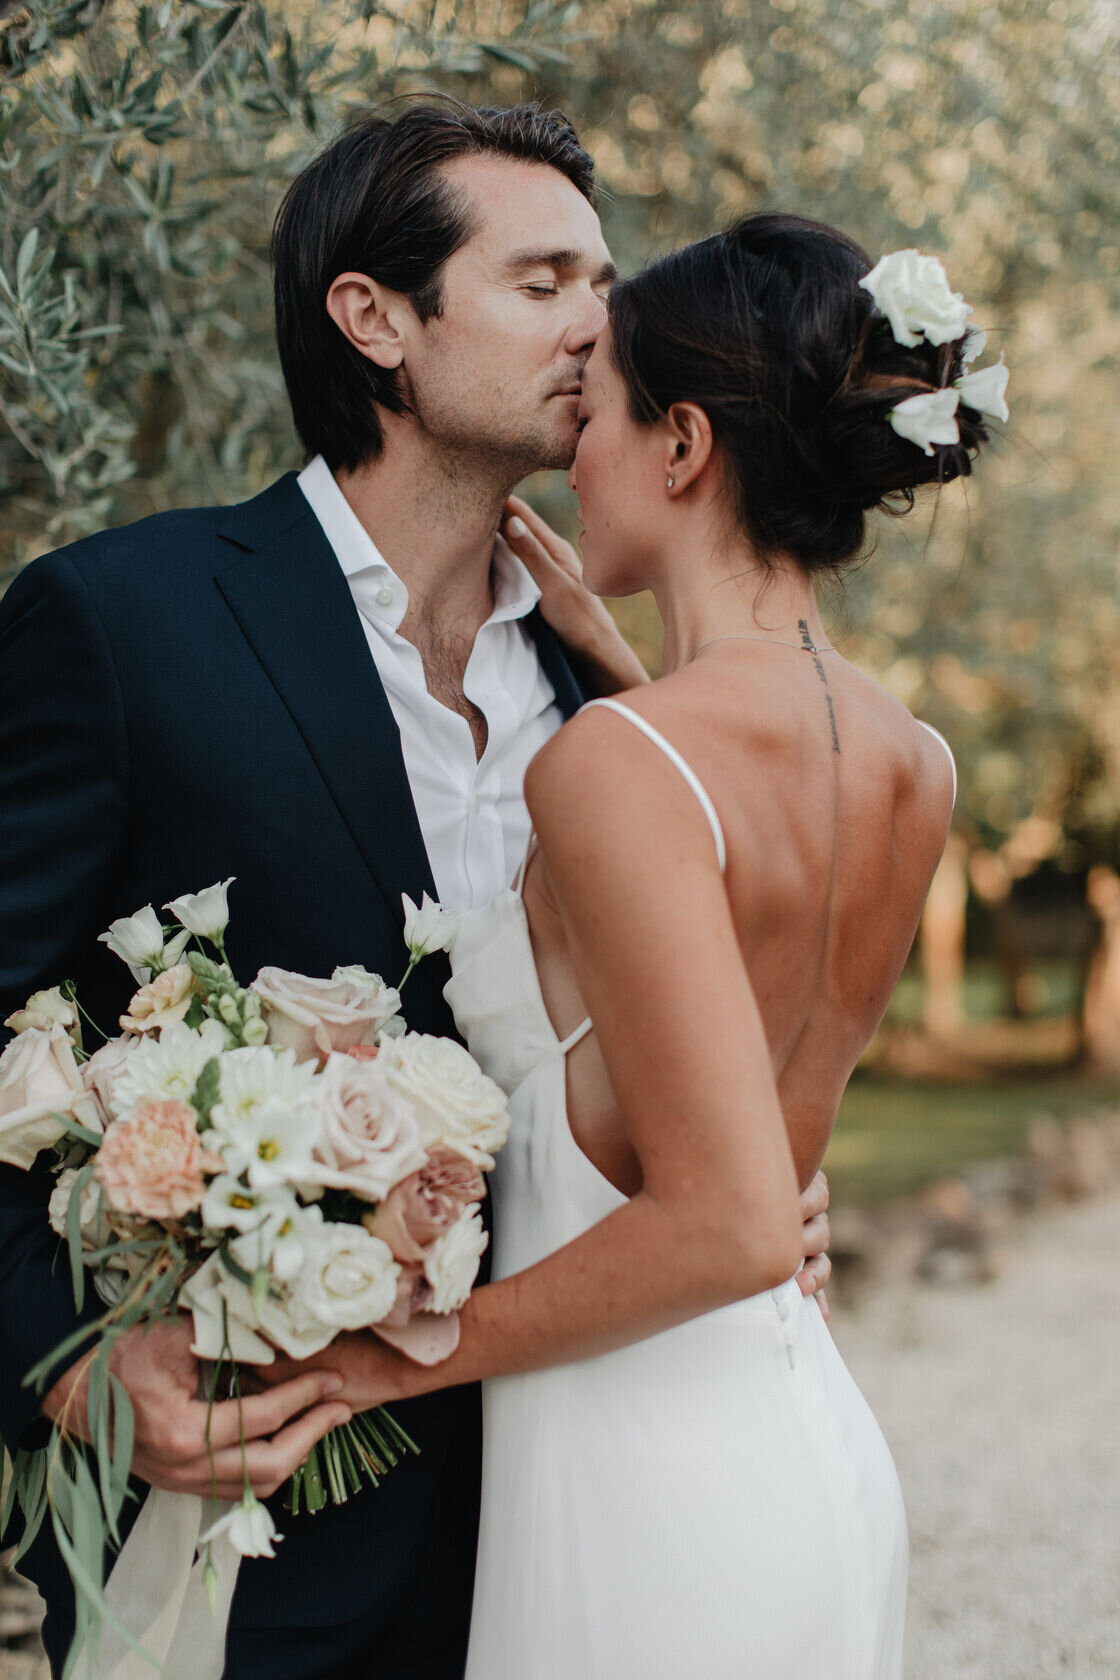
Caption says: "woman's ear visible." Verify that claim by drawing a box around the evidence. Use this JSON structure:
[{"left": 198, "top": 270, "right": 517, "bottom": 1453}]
[
  {"left": 326, "top": 272, "right": 409, "bottom": 370},
  {"left": 663, "top": 402, "right": 713, "bottom": 494}
]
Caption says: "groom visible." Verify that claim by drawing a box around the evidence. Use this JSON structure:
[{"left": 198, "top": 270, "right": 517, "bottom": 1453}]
[{"left": 0, "top": 101, "right": 829, "bottom": 1678}]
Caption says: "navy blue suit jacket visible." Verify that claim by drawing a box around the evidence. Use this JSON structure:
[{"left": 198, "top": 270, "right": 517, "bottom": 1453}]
[{"left": 0, "top": 472, "right": 582, "bottom": 1638}]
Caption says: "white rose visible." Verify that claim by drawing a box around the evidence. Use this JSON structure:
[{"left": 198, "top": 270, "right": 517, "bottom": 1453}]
[
  {"left": 303, "top": 1053, "right": 426, "bottom": 1202},
  {"left": 401, "top": 893, "right": 459, "bottom": 959},
  {"left": 860, "top": 249, "right": 972, "bottom": 348},
  {"left": 888, "top": 387, "right": 961, "bottom": 456},
  {"left": 0, "top": 1026, "right": 102, "bottom": 1169},
  {"left": 292, "top": 1221, "right": 400, "bottom": 1333},
  {"left": 378, "top": 1034, "right": 511, "bottom": 1170},
  {"left": 164, "top": 878, "right": 235, "bottom": 942},
  {"left": 251, "top": 967, "right": 402, "bottom": 1062},
  {"left": 4, "top": 986, "right": 80, "bottom": 1044},
  {"left": 422, "top": 1204, "right": 488, "bottom": 1314},
  {"left": 182, "top": 1247, "right": 336, "bottom": 1364}
]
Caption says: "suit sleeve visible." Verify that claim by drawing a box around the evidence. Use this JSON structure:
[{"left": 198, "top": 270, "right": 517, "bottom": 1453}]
[{"left": 0, "top": 550, "right": 129, "bottom": 1450}]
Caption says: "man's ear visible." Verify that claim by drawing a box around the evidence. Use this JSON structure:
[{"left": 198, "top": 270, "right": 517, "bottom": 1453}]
[
  {"left": 663, "top": 402, "right": 714, "bottom": 493},
  {"left": 326, "top": 272, "right": 410, "bottom": 370}
]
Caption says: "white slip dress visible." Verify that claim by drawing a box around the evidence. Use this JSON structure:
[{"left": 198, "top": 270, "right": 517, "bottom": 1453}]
[{"left": 447, "top": 699, "right": 916, "bottom": 1680}]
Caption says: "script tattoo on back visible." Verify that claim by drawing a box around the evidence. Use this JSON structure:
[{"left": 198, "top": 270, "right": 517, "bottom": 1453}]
[{"left": 799, "top": 619, "right": 841, "bottom": 755}]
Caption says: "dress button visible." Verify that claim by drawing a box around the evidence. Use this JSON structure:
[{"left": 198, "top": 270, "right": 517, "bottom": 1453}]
[
  {"left": 375, "top": 585, "right": 394, "bottom": 607},
  {"left": 774, "top": 1290, "right": 791, "bottom": 1322}
]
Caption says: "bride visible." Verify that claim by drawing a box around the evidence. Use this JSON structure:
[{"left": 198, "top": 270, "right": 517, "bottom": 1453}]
[{"left": 273, "top": 213, "right": 997, "bottom": 1676}]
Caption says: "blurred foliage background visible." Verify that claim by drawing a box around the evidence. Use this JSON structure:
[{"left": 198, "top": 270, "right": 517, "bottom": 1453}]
[{"left": 4, "top": 0, "right": 1120, "bottom": 1193}]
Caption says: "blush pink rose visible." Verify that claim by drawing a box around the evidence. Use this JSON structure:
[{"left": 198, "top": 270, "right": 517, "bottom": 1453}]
[
  {"left": 118, "top": 963, "right": 195, "bottom": 1034},
  {"left": 96, "top": 1097, "right": 220, "bottom": 1220},
  {"left": 250, "top": 967, "right": 401, "bottom": 1062},
  {"left": 81, "top": 1036, "right": 140, "bottom": 1127},
  {"left": 361, "top": 1147, "right": 486, "bottom": 1264}
]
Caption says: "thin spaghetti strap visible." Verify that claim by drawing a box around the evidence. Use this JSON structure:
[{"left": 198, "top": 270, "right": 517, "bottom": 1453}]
[
  {"left": 917, "top": 720, "right": 958, "bottom": 806},
  {"left": 513, "top": 830, "right": 537, "bottom": 897},
  {"left": 580, "top": 699, "right": 727, "bottom": 873}
]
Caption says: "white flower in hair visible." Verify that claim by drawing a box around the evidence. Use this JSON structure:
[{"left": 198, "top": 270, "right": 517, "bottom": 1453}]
[
  {"left": 860, "top": 249, "right": 972, "bottom": 348},
  {"left": 888, "top": 388, "right": 961, "bottom": 456},
  {"left": 961, "top": 327, "right": 988, "bottom": 365},
  {"left": 953, "top": 356, "right": 1009, "bottom": 423}
]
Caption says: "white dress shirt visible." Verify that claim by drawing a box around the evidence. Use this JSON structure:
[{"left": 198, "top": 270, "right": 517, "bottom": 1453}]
[{"left": 297, "top": 455, "right": 564, "bottom": 913}]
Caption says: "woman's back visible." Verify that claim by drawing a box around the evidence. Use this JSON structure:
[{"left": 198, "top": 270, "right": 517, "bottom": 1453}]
[{"left": 525, "top": 647, "right": 954, "bottom": 1191}]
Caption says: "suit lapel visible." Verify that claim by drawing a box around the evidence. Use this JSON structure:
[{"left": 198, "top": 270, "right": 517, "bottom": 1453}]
[
  {"left": 525, "top": 609, "right": 585, "bottom": 719},
  {"left": 215, "top": 476, "right": 436, "bottom": 925}
]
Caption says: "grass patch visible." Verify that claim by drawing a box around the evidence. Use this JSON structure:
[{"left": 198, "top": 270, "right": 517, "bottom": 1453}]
[{"left": 825, "top": 1071, "right": 1120, "bottom": 1205}]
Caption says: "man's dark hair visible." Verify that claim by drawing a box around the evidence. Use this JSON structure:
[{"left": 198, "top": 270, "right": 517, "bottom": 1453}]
[{"left": 272, "top": 99, "right": 596, "bottom": 471}]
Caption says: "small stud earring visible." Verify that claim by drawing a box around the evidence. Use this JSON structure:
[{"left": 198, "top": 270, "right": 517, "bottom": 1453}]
[{"left": 667, "top": 476, "right": 675, "bottom": 489}]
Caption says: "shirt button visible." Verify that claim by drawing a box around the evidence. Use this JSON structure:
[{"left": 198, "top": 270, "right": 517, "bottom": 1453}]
[{"left": 375, "top": 585, "right": 394, "bottom": 607}]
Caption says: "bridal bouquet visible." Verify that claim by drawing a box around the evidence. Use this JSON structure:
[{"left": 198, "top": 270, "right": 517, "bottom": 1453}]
[{"left": 0, "top": 881, "right": 504, "bottom": 1661}]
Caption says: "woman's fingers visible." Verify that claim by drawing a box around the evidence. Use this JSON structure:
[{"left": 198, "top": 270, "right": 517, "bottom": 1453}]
[
  {"left": 799, "top": 1170, "right": 830, "bottom": 1223},
  {"left": 504, "top": 495, "right": 581, "bottom": 578}
]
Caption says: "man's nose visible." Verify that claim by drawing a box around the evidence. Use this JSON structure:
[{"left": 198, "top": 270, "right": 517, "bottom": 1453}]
[{"left": 563, "top": 287, "right": 608, "bottom": 355}]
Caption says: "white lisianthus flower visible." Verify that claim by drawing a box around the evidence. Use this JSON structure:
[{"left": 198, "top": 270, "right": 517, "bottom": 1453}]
[
  {"left": 378, "top": 1034, "right": 511, "bottom": 1170},
  {"left": 860, "top": 249, "right": 972, "bottom": 348},
  {"left": 212, "top": 1100, "right": 320, "bottom": 1190},
  {"left": 292, "top": 1220, "right": 400, "bottom": 1333},
  {"left": 953, "top": 357, "right": 1009, "bottom": 423},
  {"left": 210, "top": 1045, "right": 319, "bottom": 1136},
  {"left": 164, "top": 878, "right": 235, "bottom": 943},
  {"left": 109, "top": 1019, "right": 228, "bottom": 1120},
  {"left": 4, "top": 986, "right": 80, "bottom": 1044},
  {"left": 888, "top": 387, "right": 961, "bottom": 456},
  {"left": 401, "top": 893, "right": 459, "bottom": 960},
  {"left": 201, "top": 1491, "right": 282, "bottom": 1559},
  {"left": 422, "top": 1204, "right": 488, "bottom": 1314},
  {"left": 97, "top": 906, "right": 169, "bottom": 985}
]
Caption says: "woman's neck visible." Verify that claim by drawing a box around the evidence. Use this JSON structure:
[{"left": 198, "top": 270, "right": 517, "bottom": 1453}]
[{"left": 655, "top": 538, "right": 826, "bottom": 674}]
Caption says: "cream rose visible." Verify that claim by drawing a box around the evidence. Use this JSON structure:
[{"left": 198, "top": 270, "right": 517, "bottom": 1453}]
[
  {"left": 304, "top": 1053, "right": 426, "bottom": 1202},
  {"left": 0, "top": 1026, "right": 102, "bottom": 1169},
  {"left": 291, "top": 1221, "right": 401, "bottom": 1333},
  {"left": 182, "top": 1246, "right": 335, "bottom": 1364},
  {"left": 4, "top": 986, "right": 80, "bottom": 1044},
  {"left": 118, "top": 963, "right": 196, "bottom": 1035},
  {"left": 362, "top": 1147, "right": 486, "bottom": 1263},
  {"left": 377, "top": 1035, "right": 511, "bottom": 1169},
  {"left": 251, "top": 966, "right": 402, "bottom": 1062},
  {"left": 422, "top": 1204, "right": 488, "bottom": 1314},
  {"left": 95, "top": 1097, "right": 219, "bottom": 1220}
]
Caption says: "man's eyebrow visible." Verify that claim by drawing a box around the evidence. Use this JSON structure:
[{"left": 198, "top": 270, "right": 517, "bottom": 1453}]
[{"left": 504, "top": 247, "right": 619, "bottom": 286}]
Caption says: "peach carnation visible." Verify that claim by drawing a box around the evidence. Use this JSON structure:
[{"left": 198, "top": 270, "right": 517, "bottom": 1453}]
[
  {"left": 119, "top": 963, "right": 196, "bottom": 1035},
  {"left": 96, "top": 1097, "right": 218, "bottom": 1220}
]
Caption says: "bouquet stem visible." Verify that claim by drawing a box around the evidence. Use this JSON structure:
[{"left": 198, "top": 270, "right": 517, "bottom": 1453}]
[{"left": 285, "top": 1406, "right": 419, "bottom": 1515}]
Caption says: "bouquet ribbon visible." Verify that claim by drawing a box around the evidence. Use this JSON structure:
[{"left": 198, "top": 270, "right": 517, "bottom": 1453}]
[{"left": 77, "top": 1489, "right": 239, "bottom": 1680}]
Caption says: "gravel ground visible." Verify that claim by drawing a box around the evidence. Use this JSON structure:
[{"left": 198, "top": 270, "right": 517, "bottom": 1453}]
[
  {"left": 832, "top": 1191, "right": 1120, "bottom": 1680},
  {"left": 5, "top": 1193, "right": 1118, "bottom": 1680}
]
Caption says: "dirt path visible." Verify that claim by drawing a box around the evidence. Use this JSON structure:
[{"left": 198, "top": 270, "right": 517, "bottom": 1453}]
[{"left": 832, "top": 1192, "right": 1120, "bottom": 1679}]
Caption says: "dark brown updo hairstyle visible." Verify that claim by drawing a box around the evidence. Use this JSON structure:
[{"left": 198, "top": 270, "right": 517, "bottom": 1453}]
[{"left": 607, "top": 212, "right": 990, "bottom": 574}]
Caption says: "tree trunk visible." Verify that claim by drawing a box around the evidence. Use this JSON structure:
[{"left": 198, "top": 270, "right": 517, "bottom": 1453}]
[{"left": 921, "top": 833, "right": 969, "bottom": 1038}]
